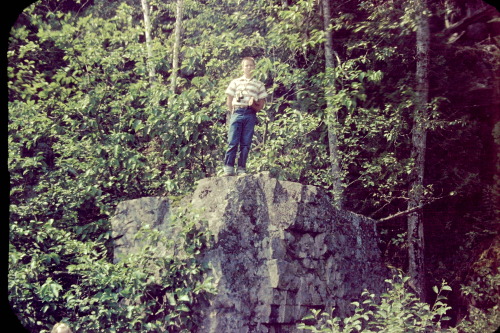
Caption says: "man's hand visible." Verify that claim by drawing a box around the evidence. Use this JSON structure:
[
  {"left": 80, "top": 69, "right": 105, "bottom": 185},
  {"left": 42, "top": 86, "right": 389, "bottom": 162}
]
[{"left": 250, "top": 98, "right": 265, "bottom": 112}]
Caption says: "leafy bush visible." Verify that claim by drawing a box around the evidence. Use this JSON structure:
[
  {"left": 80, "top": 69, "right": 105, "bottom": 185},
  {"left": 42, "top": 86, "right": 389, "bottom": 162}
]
[
  {"left": 455, "top": 268, "right": 500, "bottom": 333},
  {"left": 9, "top": 208, "right": 215, "bottom": 333},
  {"left": 298, "top": 273, "right": 453, "bottom": 333}
]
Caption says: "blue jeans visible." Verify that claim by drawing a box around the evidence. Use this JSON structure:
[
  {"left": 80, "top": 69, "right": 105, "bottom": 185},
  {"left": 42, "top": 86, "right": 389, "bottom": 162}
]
[{"left": 224, "top": 107, "right": 257, "bottom": 169}]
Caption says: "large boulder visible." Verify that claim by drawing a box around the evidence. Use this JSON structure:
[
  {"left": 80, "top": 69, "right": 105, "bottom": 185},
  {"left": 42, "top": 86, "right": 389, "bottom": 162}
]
[
  {"left": 111, "top": 196, "right": 171, "bottom": 263},
  {"left": 111, "top": 172, "right": 388, "bottom": 332}
]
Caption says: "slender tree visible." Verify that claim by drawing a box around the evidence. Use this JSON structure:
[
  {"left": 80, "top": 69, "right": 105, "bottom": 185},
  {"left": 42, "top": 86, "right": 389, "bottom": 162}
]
[
  {"left": 321, "top": 0, "right": 343, "bottom": 208},
  {"left": 140, "top": 0, "right": 155, "bottom": 82},
  {"left": 407, "top": 0, "right": 430, "bottom": 299},
  {"left": 170, "top": 0, "right": 184, "bottom": 93}
]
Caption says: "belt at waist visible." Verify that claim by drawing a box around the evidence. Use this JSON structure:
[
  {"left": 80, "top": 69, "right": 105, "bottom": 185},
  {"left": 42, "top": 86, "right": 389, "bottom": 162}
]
[{"left": 234, "top": 107, "right": 255, "bottom": 114}]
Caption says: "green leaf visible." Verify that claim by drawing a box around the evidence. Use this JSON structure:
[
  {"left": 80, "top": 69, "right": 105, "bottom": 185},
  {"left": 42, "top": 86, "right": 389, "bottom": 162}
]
[
  {"left": 177, "top": 304, "right": 190, "bottom": 312},
  {"left": 177, "top": 294, "right": 191, "bottom": 302}
]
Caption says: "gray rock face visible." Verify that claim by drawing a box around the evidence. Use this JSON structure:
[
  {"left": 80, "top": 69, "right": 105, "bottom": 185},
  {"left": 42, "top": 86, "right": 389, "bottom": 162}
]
[
  {"left": 111, "top": 196, "right": 170, "bottom": 263},
  {"left": 111, "top": 172, "right": 388, "bottom": 332}
]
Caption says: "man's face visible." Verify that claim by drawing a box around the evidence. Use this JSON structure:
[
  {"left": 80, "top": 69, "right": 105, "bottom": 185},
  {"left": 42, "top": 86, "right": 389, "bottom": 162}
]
[{"left": 242, "top": 60, "right": 255, "bottom": 77}]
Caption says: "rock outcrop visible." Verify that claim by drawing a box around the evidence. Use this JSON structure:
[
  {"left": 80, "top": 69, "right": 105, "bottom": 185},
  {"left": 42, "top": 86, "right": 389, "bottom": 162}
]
[
  {"left": 111, "top": 172, "right": 388, "bottom": 332},
  {"left": 112, "top": 196, "right": 171, "bottom": 263}
]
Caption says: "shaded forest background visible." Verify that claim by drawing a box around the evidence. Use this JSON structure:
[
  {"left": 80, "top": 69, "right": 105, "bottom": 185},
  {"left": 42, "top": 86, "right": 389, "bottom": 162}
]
[{"left": 6, "top": 0, "right": 500, "bottom": 332}]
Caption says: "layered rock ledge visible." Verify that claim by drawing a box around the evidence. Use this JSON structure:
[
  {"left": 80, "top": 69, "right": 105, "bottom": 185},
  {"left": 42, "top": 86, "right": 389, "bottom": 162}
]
[{"left": 111, "top": 172, "right": 388, "bottom": 332}]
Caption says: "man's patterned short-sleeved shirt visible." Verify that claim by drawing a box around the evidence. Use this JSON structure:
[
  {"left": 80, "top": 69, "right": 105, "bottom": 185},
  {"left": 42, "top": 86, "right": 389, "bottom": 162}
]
[{"left": 225, "top": 76, "right": 268, "bottom": 108}]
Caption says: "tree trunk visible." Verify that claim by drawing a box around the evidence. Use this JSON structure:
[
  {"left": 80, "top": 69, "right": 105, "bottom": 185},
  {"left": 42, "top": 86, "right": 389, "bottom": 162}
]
[
  {"left": 407, "top": 0, "right": 430, "bottom": 300},
  {"left": 322, "top": 0, "right": 343, "bottom": 208},
  {"left": 171, "top": 0, "right": 184, "bottom": 94},
  {"left": 140, "top": 0, "right": 155, "bottom": 82}
]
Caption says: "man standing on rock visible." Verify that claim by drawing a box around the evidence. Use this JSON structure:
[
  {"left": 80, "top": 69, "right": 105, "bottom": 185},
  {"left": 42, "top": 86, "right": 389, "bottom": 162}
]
[{"left": 223, "top": 57, "right": 268, "bottom": 176}]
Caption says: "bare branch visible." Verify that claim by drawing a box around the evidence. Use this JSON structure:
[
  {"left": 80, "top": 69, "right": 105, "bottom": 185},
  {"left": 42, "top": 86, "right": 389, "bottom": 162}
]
[
  {"left": 377, "top": 205, "right": 424, "bottom": 223},
  {"left": 377, "top": 193, "right": 454, "bottom": 223}
]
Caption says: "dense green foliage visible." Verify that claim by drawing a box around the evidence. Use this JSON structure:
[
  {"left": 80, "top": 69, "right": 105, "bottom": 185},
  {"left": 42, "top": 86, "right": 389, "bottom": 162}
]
[
  {"left": 9, "top": 207, "right": 215, "bottom": 332},
  {"left": 298, "top": 273, "right": 454, "bottom": 332},
  {"left": 8, "top": 0, "right": 499, "bottom": 331},
  {"left": 298, "top": 271, "right": 500, "bottom": 332}
]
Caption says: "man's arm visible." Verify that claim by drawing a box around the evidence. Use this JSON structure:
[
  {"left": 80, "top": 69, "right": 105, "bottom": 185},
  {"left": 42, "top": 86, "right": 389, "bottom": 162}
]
[
  {"left": 225, "top": 94, "right": 234, "bottom": 126},
  {"left": 227, "top": 94, "right": 234, "bottom": 113}
]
